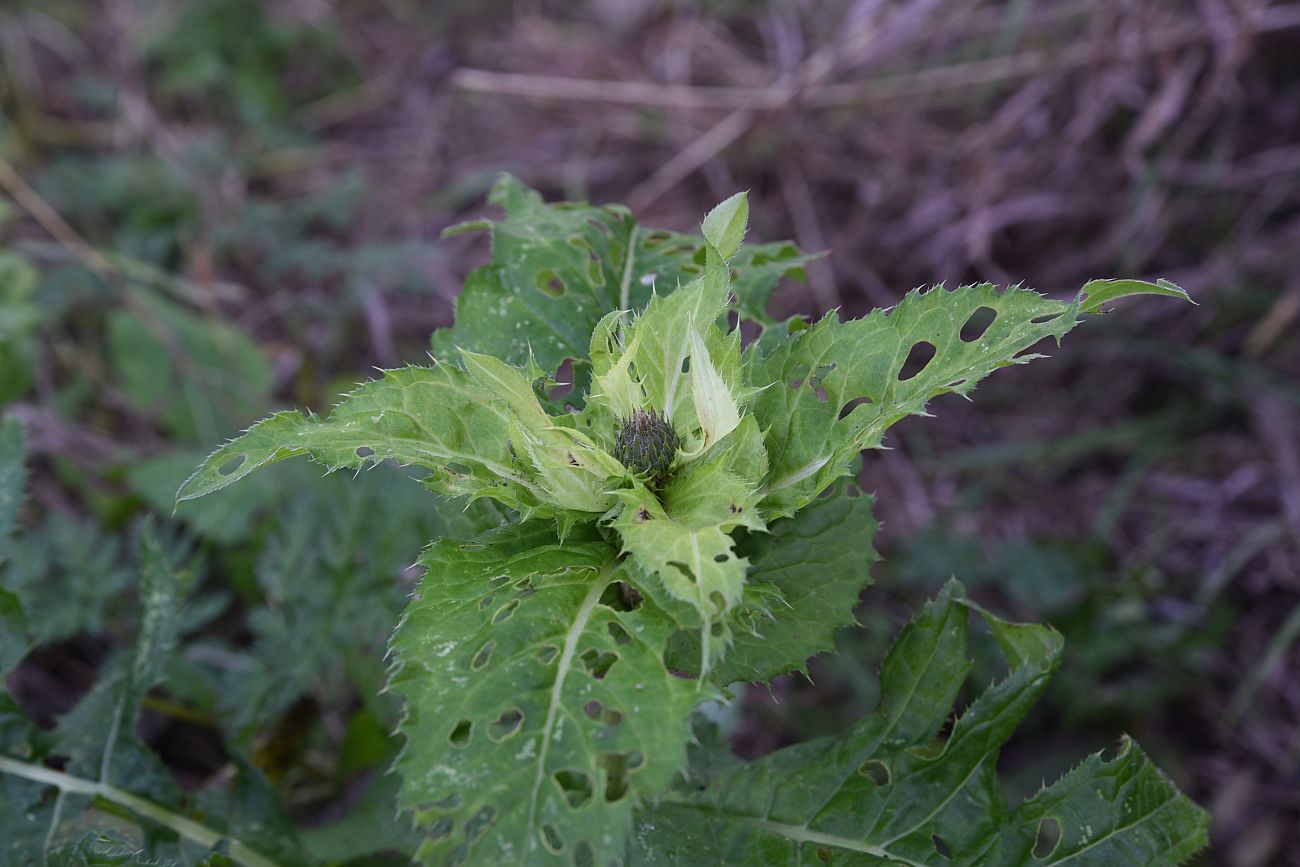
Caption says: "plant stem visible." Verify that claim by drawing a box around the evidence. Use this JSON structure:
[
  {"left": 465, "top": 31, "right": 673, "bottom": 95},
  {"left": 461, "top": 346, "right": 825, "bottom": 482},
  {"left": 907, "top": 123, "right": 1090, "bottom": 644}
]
[{"left": 0, "top": 756, "right": 283, "bottom": 867}]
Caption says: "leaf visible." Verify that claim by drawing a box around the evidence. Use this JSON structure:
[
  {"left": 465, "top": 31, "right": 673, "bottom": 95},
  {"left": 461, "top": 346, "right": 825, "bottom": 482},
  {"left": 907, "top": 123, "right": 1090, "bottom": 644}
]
[
  {"left": 434, "top": 175, "right": 811, "bottom": 381},
  {"left": 108, "top": 296, "right": 271, "bottom": 444},
  {"left": 667, "top": 480, "right": 879, "bottom": 685},
  {"left": 610, "top": 417, "right": 768, "bottom": 673},
  {"left": 388, "top": 522, "right": 703, "bottom": 866},
  {"left": 53, "top": 525, "right": 186, "bottom": 805},
  {"left": 0, "top": 418, "right": 26, "bottom": 676},
  {"left": 700, "top": 192, "right": 748, "bottom": 261},
  {"left": 1077, "top": 278, "right": 1191, "bottom": 314},
  {"left": 176, "top": 360, "right": 616, "bottom": 520},
  {"left": 628, "top": 582, "right": 1210, "bottom": 865},
  {"left": 0, "top": 415, "right": 23, "bottom": 545},
  {"left": 748, "top": 281, "right": 1191, "bottom": 517}
]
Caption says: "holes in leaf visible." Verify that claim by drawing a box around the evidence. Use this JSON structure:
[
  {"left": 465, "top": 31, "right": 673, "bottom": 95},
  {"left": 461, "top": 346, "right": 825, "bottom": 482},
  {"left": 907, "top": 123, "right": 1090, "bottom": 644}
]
[
  {"left": 478, "top": 594, "right": 495, "bottom": 611},
  {"left": 572, "top": 841, "right": 595, "bottom": 867},
  {"left": 1030, "top": 312, "right": 1062, "bottom": 325},
  {"left": 583, "top": 700, "right": 622, "bottom": 726},
  {"left": 356, "top": 446, "right": 375, "bottom": 458},
  {"left": 549, "top": 359, "right": 575, "bottom": 402},
  {"left": 643, "top": 231, "right": 672, "bottom": 248},
  {"left": 961, "top": 306, "right": 997, "bottom": 342},
  {"left": 536, "top": 645, "right": 559, "bottom": 664},
  {"left": 667, "top": 561, "right": 696, "bottom": 584},
  {"left": 838, "top": 395, "right": 874, "bottom": 421},
  {"left": 554, "top": 770, "right": 593, "bottom": 808},
  {"left": 580, "top": 649, "right": 617, "bottom": 680},
  {"left": 626, "top": 751, "right": 644, "bottom": 769},
  {"left": 537, "top": 269, "right": 567, "bottom": 298},
  {"left": 471, "top": 642, "right": 494, "bottom": 671},
  {"left": 540, "top": 823, "right": 564, "bottom": 853},
  {"left": 492, "top": 600, "right": 519, "bottom": 624},
  {"left": 448, "top": 719, "right": 472, "bottom": 747},
  {"left": 899, "top": 341, "right": 937, "bottom": 381},
  {"left": 488, "top": 708, "right": 524, "bottom": 742},
  {"left": 908, "top": 737, "right": 945, "bottom": 760},
  {"left": 599, "top": 582, "right": 642, "bottom": 612},
  {"left": 430, "top": 793, "right": 463, "bottom": 811},
  {"left": 1033, "top": 817, "right": 1061, "bottom": 860},
  {"left": 607, "top": 622, "right": 632, "bottom": 646},
  {"left": 932, "top": 834, "right": 952, "bottom": 860},
  {"left": 218, "top": 454, "right": 246, "bottom": 476},
  {"left": 859, "top": 759, "right": 890, "bottom": 787},
  {"left": 713, "top": 553, "right": 728, "bottom": 563},
  {"left": 465, "top": 805, "right": 495, "bottom": 842},
  {"left": 429, "top": 816, "right": 454, "bottom": 841},
  {"left": 489, "top": 574, "right": 511, "bottom": 588},
  {"left": 788, "top": 363, "right": 810, "bottom": 390},
  {"left": 681, "top": 355, "right": 690, "bottom": 374},
  {"left": 600, "top": 753, "right": 631, "bottom": 802}
]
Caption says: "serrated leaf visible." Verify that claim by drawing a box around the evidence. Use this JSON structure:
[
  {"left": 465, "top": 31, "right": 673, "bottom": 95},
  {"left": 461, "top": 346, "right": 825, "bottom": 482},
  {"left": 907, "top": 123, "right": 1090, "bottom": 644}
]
[
  {"left": 1077, "top": 277, "right": 1190, "bottom": 314},
  {"left": 434, "top": 176, "right": 811, "bottom": 380},
  {"left": 748, "top": 281, "right": 1190, "bottom": 516},
  {"left": 629, "top": 582, "right": 1209, "bottom": 865},
  {"left": 53, "top": 526, "right": 185, "bottom": 805},
  {"left": 389, "top": 522, "right": 703, "bottom": 866},
  {"left": 667, "top": 480, "right": 879, "bottom": 685},
  {"left": 176, "top": 360, "right": 617, "bottom": 519}
]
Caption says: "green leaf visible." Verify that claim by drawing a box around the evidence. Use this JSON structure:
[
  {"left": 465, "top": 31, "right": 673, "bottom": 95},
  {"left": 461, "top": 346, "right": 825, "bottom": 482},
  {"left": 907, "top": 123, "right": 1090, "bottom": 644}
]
[
  {"left": 176, "top": 360, "right": 616, "bottom": 519},
  {"left": 667, "top": 480, "right": 879, "bottom": 685},
  {"left": 1077, "top": 278, "right": 1191, "bottom": 314},
  {"left": 700, "top": 192, "right": 748, "bottom": 261},
  {"left": 53, "top": 525, "right": 186, "bottom": 805},
  {"left": 629, "top": 582, "right": 1209, "bottom": 865},
  {"left": 0, "top": 415, "right": 23, "bottom": 544},
  {"left": 434, "top": 176, "right": 811, "bottom": 380},
  {"left": 388, "top": 522, "right": 703, "bottom": 865},
  {"left": 108, "top": 297, "right": 271, "bottom": 444},
  {"left": 0, "top": 419, "right": 26, "bottom": 676},
  {"left": 747, "top": 282, "right": 1188, "bottom": 517}
]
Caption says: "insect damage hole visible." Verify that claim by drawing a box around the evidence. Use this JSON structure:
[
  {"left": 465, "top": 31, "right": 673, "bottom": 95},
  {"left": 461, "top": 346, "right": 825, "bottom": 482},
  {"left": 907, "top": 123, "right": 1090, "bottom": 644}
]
[
  {"left": 580, "top": 649, "right": 617, "bottom": 680},
  {"left": 572, "top": 841, "right": 595, "bottom": 867},
  {"left": 599, "top": 753, "right": 631, "bottom": 802},
  {"left": 488, "top": 708, "right": 523, "bottom": 742},
  {"left": 471, "top": 642, "right": 495, "bottom": 670},
  {"left": 838, "top": 395, "right": 874, "bottom": 420},
  {"left": 355, "top": 446, "right": 375, "bottom": 458},
  {"left": 465, "top": 805, "right": 495, "bottom": 842},
  {"left": 491, "top": 600, "right": 519, "bottom": 624},
  {"left": 859, "top": 759, "right": 890, "bottom": 786},
  {"left": 540, "top": 823, "right": 564, "bottom": 853},
  {"left": 536, "top": 269, "right": 567, "bottom": 298},
  {"left": 554, "top": 770, "right": 594, "bottom": 808},
  {"left": 1033, "top": 817, "right": 1061, "bottom": 860},
  {"left": 898, "top": 341, "right": 937, "bottom": 381},
  {"left": 549, "top": 359, "right": 575, "bottom": 402},
  {"left": 960, "top": 306, "right": 997, "bottom": 342},
  {"left": 448, "top": 719, "right": 472, "bottom": 747},
  {"left": 217, "top": 454, "right": 246, "bottom": 476},
  {"left": 932, "top": 834, "right": 952, "bottom": 860}
]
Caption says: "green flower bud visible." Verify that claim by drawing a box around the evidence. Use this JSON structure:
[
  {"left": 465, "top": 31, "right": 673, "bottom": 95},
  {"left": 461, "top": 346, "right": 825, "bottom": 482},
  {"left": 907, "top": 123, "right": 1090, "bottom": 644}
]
[{"left": 614, "top": 409, "right": 679, "bottom": 480}]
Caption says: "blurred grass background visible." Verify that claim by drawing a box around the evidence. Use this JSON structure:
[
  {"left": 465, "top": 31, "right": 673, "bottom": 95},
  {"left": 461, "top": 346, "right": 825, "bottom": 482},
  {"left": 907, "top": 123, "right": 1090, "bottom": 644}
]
[{"left": 1, "top": 1, "right": 1298, "bottom": 863}]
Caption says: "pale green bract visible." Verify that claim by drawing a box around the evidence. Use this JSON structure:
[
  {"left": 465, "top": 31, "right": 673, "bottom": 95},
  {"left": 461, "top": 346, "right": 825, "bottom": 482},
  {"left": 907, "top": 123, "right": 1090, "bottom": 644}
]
[{"left": 174, "top": 179, "right": 1206, "bottom": 866}]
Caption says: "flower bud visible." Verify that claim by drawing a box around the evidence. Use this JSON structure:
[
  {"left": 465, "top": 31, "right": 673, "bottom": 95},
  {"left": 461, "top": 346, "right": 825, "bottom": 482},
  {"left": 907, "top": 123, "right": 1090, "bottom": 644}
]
[{"left": 614, "top": 409, "right": 678, "bottom": 480}]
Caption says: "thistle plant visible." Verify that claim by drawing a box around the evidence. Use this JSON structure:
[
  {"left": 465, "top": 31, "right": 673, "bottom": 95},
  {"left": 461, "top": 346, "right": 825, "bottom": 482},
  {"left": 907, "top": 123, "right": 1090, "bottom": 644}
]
[{"left": 177, "top": 178, "right": 1207, "bottom": 865}]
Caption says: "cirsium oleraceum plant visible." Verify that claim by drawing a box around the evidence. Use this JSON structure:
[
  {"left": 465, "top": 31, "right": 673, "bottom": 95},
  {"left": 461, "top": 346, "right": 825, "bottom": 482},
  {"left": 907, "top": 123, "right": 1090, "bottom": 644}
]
[{"left": 179, "top": 177, "right": 1209, "bottom": 866}]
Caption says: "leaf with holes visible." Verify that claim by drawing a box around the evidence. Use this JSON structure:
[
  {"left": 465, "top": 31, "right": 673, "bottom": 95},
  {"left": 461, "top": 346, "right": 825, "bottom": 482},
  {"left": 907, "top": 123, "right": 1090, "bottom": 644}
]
[
  {"left": 665, "top": 479, "right": 879, "bottom": 685},
  {"left": 629, "top": 581, "right": 1209, "bottom": 865},
  {"left": 177, "top": 355, "right": 623, "bottom": 522},
  {"left": 748, "top": 280, "right": 1190, "bottom": 517},
  {"left": 435, "top": 174, "right": 813, "bottom": 389},
  {"left": 388, "top": 521, "right": 703, "bottom": 866}
]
